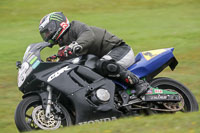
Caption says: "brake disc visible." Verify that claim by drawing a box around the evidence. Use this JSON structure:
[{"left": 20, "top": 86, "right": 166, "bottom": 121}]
[{"left": 32, "top": 105, "right": 61, "bottom": 130}]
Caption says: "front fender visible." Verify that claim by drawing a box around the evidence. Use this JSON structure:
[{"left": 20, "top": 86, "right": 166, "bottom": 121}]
[{"left": 22, "top": 91, "right": 48, "bottom": 109}]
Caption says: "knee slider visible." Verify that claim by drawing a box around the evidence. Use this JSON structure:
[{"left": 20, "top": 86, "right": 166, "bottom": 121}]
[
  {"left": 96, "top": 59, "right": 120, "bottom": 76},
  {"left": 106, "top": 63, "right": 119, "bottom": 73}
]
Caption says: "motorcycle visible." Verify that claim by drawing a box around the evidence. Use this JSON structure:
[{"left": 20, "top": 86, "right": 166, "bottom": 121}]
[{"left": 15, "top": 42, "right": 199, "bottom": 132}]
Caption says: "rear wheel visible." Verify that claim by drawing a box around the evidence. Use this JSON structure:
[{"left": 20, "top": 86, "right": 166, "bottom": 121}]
[
  {"left": 149, "top": 77, "right": 199, "bottom": 112},
  {"left": 15, "top": 95, "right": 72, "bottom": 132}
]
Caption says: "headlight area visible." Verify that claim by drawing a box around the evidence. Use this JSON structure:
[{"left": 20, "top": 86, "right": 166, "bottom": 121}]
[{"left": 18, "top": 62, "right": 33, "bottom": 87}]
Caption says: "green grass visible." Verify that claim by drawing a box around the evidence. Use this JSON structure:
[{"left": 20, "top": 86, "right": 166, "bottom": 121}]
[
  {"left": 34, "top": 112, "right": 200, "bottom": 133},
  {"left": 0, "top": 0, "right": 200, "bottom": 132}
]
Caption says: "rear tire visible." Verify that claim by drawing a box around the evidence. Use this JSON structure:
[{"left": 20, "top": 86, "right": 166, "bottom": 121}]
[
  {"left": 15, "top": 95, "right": 72, "bottom": 132},
  {"left": 150, "top": 77, "right": 199, "bottom": 112}
]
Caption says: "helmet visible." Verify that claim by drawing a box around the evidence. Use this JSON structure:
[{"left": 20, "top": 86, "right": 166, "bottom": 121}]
[{"left": 39, "top": 12, "right": 70, "bottom": 45}]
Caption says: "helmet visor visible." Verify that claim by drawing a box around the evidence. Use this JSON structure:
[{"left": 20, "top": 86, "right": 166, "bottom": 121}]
[
  {"left": 40, "top": 21, "right": 57, "bottom": 43},
  {"left": 40, "top": 29, "right": 52, "bottom": 42}
]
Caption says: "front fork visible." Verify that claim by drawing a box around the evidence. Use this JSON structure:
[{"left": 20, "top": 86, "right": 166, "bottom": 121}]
[{"left": 45, "top": 85, "right": 52, "bottom": 119}]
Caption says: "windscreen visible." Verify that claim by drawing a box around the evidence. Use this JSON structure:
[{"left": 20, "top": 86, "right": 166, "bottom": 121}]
[{"left": 18, "top": 42, "right": 50, "bottom": 87}]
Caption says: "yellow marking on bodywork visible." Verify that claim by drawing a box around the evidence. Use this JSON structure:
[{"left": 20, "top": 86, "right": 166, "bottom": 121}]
[{"left": 142, "top": 49, "right": 167, "bottom": 61}]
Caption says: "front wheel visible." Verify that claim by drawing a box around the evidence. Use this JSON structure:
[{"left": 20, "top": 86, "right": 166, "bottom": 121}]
[
  {"left": 150, "top": 77, "right": 199, "bottom": 112},
  {"left": 15, "top": 95, "right": 72, "bottom": 132}
]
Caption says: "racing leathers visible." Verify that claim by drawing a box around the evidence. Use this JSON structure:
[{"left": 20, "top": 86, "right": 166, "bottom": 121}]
[{"left": 58, "top": 21, "right": 149, "bottom": 97}]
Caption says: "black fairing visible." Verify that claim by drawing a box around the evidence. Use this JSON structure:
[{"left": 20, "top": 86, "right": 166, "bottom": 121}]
[
  {"left": 27, "top": 62, "right": 121, "bottom": 123},
  {"left": 67, "top": 78, "right": 122, "bottom": 124},
  {"left": 18, "top": 42, "right": 122, "bottom": 123}
]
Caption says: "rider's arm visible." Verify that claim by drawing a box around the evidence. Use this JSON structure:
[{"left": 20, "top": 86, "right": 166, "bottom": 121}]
[{"left": 71, "top": 21, "right": 95, "bottom": 55}]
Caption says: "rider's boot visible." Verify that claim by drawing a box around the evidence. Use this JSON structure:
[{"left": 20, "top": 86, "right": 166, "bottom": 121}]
[
  {"left": 96, "top": 59, "right": 150, "bottom": 97},
  {"left": 119, "top": 67, "right": 150, "bottom": 97}
]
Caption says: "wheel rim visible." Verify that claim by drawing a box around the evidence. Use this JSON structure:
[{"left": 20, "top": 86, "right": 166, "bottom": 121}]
[
  {"left": 23, "top": 100, "right": 67, "bottom": 130},
  {"left": 152, "top": 84, "right": 192, "bottom": 112},
  {"left": 31, "top": 105, "right": 61, "bottom": 130},
  {"left": 163, "top": 89, "right": 184, "bottom": 111}
]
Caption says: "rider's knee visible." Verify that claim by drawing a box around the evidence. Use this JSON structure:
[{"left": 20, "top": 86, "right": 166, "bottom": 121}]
[{"left": 95, "top": 59, "right": 120, "bottom": 76}]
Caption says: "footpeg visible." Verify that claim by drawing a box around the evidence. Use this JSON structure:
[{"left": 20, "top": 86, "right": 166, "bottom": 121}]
[
  {"left": 122, "top": 98, "right": 142, "bottom": 106},
  {"left": 128, "top": 98, "right": 142, "bottom": 104}
]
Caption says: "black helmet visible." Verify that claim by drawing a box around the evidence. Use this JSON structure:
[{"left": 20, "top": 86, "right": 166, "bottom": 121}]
[{"left": 39, "top": 12, "right": 70, "bottom": 45}]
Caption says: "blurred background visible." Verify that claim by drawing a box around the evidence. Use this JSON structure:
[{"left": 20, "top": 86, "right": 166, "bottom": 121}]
[{"left": 0, "top": 0, "right": 199, "bottom": 132}]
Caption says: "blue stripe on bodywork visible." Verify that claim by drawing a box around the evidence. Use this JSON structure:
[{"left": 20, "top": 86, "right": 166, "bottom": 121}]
[{"left": 32, "top": 60, "right": 40, "bottom": 69}]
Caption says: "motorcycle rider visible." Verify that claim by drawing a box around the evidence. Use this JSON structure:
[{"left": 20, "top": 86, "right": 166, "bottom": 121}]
[{"left": 39, "top": 12, "right": 149, "bottom": 97}]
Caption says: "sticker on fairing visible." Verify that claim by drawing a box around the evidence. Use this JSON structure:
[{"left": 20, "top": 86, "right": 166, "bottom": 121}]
[
  {"left": 32, "top": 60, "right": 40, "bottom": 69},
  {"left": 146, "top": 88, "right": 164, "bottom": 95},
  {"left": 30, "top": 56, "right": 38, "bottom": 65},
  {"left": 18, "top": 62, "right": 30, "bottom": 87},
  {"left": 154, "top": 89, "right": 163, "bottom": 94},
  {"left": 27, "top": 55, "right": 36, "bottom": 63},
  {"left": 142, "top": 49, "right": 167, "bottom": 61},
  {"left": 146, "top": 88, "right": 153, "bottom": 94},
  {"left": 47, "top": 66, "right": 72, "bottom": 82}
]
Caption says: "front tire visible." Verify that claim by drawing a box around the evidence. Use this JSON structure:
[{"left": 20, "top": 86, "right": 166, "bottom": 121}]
[
  {"left": 15, "top": 95, "right": 72, "bottom": 132},
  {"left": 150, "top": 77, "right": 199, "bottom": 112}
]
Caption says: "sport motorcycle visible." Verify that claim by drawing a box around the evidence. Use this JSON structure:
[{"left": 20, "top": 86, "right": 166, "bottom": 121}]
[{"left": 15, "top": 42, "right": 199, "bottom": 132}]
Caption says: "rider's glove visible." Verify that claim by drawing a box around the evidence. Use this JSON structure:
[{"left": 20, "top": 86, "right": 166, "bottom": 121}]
[
  {"left": 46, "top": 55, "right": 57, "bottom": 62},
  {"left": 57, "top": 45, "right": 73, "bottom": 58},
  {"left": 57, "top": 42, "right": 82, "bottom": 59},
  {"left": 68, "top": 41, "right": 83, "bottom": 55}
]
